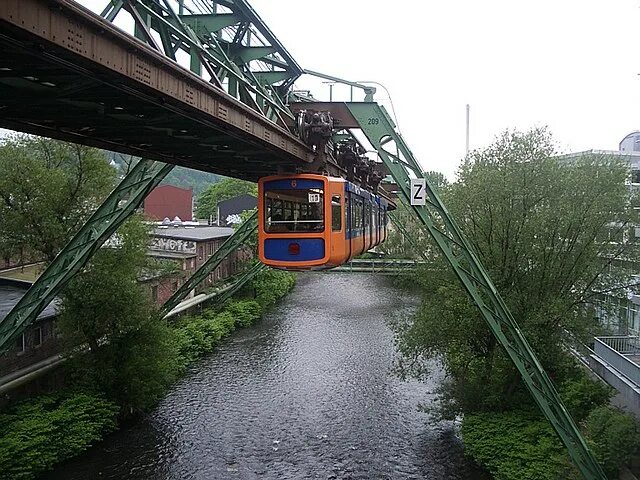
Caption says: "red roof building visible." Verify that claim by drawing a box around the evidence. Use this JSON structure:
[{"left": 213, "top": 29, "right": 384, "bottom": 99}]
[{"left": 144, "top": 185, "right": 193, "bottom": 221}]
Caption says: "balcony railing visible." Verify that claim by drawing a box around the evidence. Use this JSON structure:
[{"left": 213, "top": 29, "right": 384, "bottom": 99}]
[{"left": 593, "top": 335, "right": 640, "bottom": 386}]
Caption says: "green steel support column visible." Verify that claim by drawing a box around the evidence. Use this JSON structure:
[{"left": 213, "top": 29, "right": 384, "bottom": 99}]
[
  {"left": 214, "top": 262, "right": 266, "bottom": 306},
  {"left": 0, "top": 160, "right": 174, "bottom": 353},
  {"left": 160, "top": 211, "right": 258, "bottom": 316},
  {"left": 346, "top": 103, "right": 606, "bottom": 480}
]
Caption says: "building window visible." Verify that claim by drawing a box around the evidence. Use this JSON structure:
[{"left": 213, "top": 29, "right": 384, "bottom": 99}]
[
  {"left": 198, "top": 245, "right": 204, "bottom": 260},
  {"left": 632, "top": 170, "right": 640, "bottom": 184},
  {"left": 151, "top": 285, "right": 158, "bottom": 302},
  {"left": 34, "top": 327, "right": 42, "bottom": 347},
  {"left": 16, "top": 333, "right": 25, "bottom": 355}
]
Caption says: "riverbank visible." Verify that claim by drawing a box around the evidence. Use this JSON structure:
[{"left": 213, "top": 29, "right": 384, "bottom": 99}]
[
  {"left": 45, "top": 273, "right": 480, "bottom": 479},
  {"left": 0, "top": 268, "right": 296, "bottom": 480}
]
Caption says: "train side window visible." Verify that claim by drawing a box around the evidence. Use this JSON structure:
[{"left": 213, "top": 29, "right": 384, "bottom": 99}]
[
  {"left": 331, "top": 195, "right": 342, "bottom": 231},
  {"left": 364, "top": 201, "right": 368, "bottom": 229},
  {"left": 345, "top": 195, "right": 350, "bottom": 232}
]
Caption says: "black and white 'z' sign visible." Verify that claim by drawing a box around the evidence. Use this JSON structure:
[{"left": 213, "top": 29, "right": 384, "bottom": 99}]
[{"left": 410, "top": 178, "right": 426, "bottom": 206}]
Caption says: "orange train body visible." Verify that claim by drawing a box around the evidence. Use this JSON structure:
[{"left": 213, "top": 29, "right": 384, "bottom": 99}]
[{"left": 258, "top": 174, "right": 391, "bottom": 271}]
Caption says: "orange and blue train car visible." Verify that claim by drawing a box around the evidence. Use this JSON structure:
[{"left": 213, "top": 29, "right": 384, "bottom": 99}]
[{"left": 258, "top": 174, "right": 391, "bottom": 270}]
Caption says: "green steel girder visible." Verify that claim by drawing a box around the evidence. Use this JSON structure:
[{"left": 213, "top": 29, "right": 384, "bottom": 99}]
[
  {"left": 214, "top": 262, "right": 266, "bottom": 306},
  {"left": 178, "top": 13, "right": 242, "bottom": 37},
  {"left": 346, "top": 102, "right": 606, "bottom": 480},
  {"left": 0, "top": 160, "right": 174, "bottom": 353},
  {"left": 98, "top": 0, "right": 298, "bottom": 128},
  {"left": 227, "top": 45, "right": 277, "bottom": 64},
  {"left": 160, "top": 211, "right": 258, "bottom": 316},
  {"left": 252, "top": 71, "right": 293, "bottom": 86}
]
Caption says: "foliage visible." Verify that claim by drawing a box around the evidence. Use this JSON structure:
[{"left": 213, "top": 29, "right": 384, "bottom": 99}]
[
  {"left": 226, "top": 299, "right": 262, "bottom": 327},
  {"left": 461, "top": 410, "right": 572, "bottom": 480},
  {"left": 424, "top": 170, "right": 449, "bottom": 190},
  {"left": 174, "top": 300, "right": 262, "bottom": 366},
  {"left": 196, "top": 177, "right": 257, "bottom": 220},
  {"left": 251, "top": 268, "right": 297, "bottom": 310},
  {"left": 59, "top": 216, "right": 151, "bottom": 352},
  {"left": 584, "top": 406, "right": 640, "bottom": 477},
  {"left": 394, "top": 128, "right": 638, "bottom": 416},
  {"left": 0, "top": 134, "right": 116, "bottom": 261},
  {"left": 237, "top": 208, "right": 258, "bottom": 249},
  {"left": 58, "top": 216, "right": 182, "bottom": 413},
  {"left": 108, "top": 153, "right": 219, "bottom": 194},
  {"left": 377, "top": 170, "right": 447, "bottom": 259},
  {"left": 161, "top": 167, "right": 220, "bottom": 195},
  {"left": 560, "top": 375, "right": 612, "bottom": 423},
  {"left": 0, "top": 393, "right": 119, "bottom": 480}
]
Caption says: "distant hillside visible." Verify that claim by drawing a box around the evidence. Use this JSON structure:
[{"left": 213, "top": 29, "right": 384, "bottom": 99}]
[
  {"left": 108, "top": 152, "right": 220, "bottom": 194},
  {"left": 160, "top": 167, "right": 220, "bottom": 194}
]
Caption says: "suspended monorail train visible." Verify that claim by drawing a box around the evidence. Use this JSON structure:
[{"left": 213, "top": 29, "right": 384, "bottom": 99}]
[{"left": 258, "top": 174, "right": 392, "bottom": 270}]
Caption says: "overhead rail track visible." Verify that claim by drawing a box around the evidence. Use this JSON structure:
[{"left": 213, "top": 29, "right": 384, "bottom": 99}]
[{"left": 0, "top": 0, "right": 314, "bottom": 180}]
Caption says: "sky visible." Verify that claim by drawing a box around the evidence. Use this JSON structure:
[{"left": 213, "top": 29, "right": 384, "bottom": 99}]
[
  {"left": 6, "top": 1, "right": 640, "bottom": 179},
  {"left": 249, "top": 0, "right": 640, "bottom": 179}
]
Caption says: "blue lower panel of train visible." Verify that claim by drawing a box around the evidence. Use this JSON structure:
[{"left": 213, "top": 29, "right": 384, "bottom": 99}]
[{"left": 263, "top": 238, "right": 325, "bottom": 262}]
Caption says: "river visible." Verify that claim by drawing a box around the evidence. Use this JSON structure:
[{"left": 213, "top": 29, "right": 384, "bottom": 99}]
[{"left": 47, "top": 273, "right": 480, "bottom": 480}]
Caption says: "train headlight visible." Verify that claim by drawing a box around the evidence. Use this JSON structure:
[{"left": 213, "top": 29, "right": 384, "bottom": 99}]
[{"left": 288, "top": 242, "right": 300, "bottom": 255}]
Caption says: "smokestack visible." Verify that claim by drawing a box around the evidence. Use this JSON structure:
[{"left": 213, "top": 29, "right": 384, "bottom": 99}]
[{"left": 465, "top": 104, "right": 470, "bottom": 156}]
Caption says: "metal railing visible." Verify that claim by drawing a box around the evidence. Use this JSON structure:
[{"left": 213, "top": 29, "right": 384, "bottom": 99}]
[{"left": 593, "top": 336, "right": 640, "bottom": 386}]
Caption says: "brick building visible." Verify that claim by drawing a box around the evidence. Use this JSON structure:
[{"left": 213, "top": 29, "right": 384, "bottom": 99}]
[
  {"left": 0, "top": 224, "right": 252, "bottom": 399},
  {"left": 0, "top": 280, "right": 60, "bottom": 383},
  {"left": 149, "top": 224, "right": 249, "bottom": 291},
  {"left": 144, "top": 185, "right": 193, "bottom": 221}
]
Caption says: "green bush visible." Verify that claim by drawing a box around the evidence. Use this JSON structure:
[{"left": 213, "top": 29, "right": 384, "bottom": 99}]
[
  {"left": 584, "top": 405, "right": 640, "bottom": 477},
  {"left": 560, "top": 375, "right": 612, "bottom": 422},
  {"left": 461, "top": 410, "right": 570, "bottom": 480},
  {"left": 226, "top": 299, "right": 262, "bottom": 327},
  {"left": 252, "top": 269, "right": 296, "bottom": 310},
  {"left": 0, "top": 393, "right": 119, "bottom": 479}
]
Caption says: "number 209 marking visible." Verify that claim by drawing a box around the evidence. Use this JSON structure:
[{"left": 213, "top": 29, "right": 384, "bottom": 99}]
[{"left": 367, "top": 118, "right": 380, "bottom": 125}]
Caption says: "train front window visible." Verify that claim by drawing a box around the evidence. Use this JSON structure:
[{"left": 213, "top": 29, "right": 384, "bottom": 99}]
[{"left": 264, "top": 188, "right": 324, "bottom": 233}]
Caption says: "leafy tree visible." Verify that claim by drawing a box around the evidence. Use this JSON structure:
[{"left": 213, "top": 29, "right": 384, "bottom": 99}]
[
  {"left": 196, "top": 177, "right": 257, "bottom": 220},
  {"left": 58, "top": 216, "right": 181, "bottom": 413},
  {"left": 394, "top": 128, "right": 639, "bottom": 416},
  {"left": 378, "top": 170, "right": 447, "bottom": 259},
  {"left": 0, "top": 135, "right": 116, "bottom": 262},
  {"left": 584, "top": 405, "right": 640, "bottom": 477}
]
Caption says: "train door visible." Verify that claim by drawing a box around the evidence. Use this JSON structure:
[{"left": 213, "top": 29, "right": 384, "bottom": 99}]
[
  {"left": 345, "top": 190, "right": 352, "bottom": 261},
  {"left": 328, "top": 179, "right": 347, "bottom": 266}
]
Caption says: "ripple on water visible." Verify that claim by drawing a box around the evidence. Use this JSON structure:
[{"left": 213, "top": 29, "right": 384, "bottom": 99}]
[{"left": 46, "top": 273, "right": 481, "bottom": 480}]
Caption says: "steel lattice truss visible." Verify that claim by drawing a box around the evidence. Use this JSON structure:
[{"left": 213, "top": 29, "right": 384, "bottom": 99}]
[{"left": 99, "top": 0, "right": 302, "bottom": 128}]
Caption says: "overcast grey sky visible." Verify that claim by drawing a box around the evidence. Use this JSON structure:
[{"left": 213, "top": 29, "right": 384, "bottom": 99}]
[
  {"left": 251, "top": 0, "right": 640, "bottom": 178},
  {"left": 10, "top": 1, "right": 640, "bottom": 179}
]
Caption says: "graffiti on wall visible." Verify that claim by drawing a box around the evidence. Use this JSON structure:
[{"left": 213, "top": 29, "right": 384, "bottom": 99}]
[{"left": 150, "top": 237, "right": 197, "bottom": 254}]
